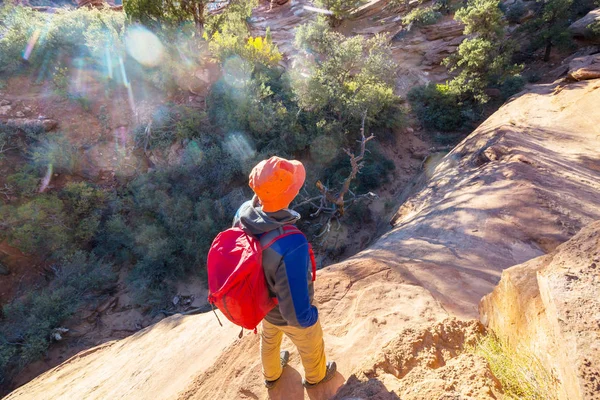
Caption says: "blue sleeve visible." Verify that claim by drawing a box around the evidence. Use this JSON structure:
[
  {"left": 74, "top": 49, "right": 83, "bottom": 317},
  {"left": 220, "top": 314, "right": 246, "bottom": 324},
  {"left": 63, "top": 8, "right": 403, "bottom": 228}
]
[{"left": 270, "top": 234, "right": 318, "bottom": 328}]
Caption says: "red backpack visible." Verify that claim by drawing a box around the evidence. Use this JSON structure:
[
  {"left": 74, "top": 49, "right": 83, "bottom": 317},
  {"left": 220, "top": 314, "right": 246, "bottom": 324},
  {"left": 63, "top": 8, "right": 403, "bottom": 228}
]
[{"left": 207, "top": 225, "right": 316, "bottom": 332}]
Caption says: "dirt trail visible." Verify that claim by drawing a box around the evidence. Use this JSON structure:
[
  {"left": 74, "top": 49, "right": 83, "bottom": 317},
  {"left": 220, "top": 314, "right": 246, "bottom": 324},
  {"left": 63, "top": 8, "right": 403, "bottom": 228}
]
[{"left": 6, "top": 75, "right": 600, "bottom": 400}]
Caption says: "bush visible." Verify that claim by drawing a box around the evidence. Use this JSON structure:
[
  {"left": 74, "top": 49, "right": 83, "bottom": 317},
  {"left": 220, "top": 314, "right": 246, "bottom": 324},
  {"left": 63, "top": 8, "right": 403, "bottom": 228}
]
[
  {"left": 408, "top": 83, "right": 477, "bottom": 131},
  {"left": 443, "top": 0, "right": 522, "bottom": 103},
  {"left": 0, "top": 252, "right": 116, "bottom": 385},
  {"left": 60, "top": 182, "right": 108, "bottom": 244},
  {"left": 134, "top": 104, "right": 212, "bottom": 151},
  {"left": 0, "top": 195, "right": 70, "bottom": 255},
  {"left": 504, "top": 1, "right": 526, "bottom": 24},
  {"left": 124, "top": 0, "right": 210, "bottom": 29},
  {"left": 29, "top": 134, "right": 80, "bottom": 174},
  {"left": 312, "top": 0, "right": 363, "bottom": 25},
  {"left": 294, "top": 18, "right": 402, "bottom": 139},
  {"left": 499, "top": 75, "right": 525, "bottom": 99},
  {"left": 6, "top": 166, "right": 40, "bottom": 198},
  {"left": 320, "top": 144, "right": 395, "bottom": 193},
  {"left": 402, "top": 6, "right": 443, "bottom": 26},
  {"left": 0, "top": 5, "right": 125, "bottom": 74},
  {"left": 93, "top": 145, "right": 240, "bottom": 307}
]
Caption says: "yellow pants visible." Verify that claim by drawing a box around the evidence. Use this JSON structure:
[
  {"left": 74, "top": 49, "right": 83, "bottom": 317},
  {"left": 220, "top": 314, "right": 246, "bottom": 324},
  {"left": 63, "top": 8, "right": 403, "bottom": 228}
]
[{"left": 260, "top": 319, "right": 327, "bottom": 384}]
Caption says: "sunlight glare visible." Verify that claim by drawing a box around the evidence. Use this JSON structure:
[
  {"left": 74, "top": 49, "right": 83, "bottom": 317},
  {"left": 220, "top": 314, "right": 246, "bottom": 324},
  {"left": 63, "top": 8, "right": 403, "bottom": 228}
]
[
  {"left": 23, "top": 29, "right": 41, "bottom": 60},
  {"left": 125, "top": 25, "right": 165, "bottom": 67},
  {"left": 39, "top": 163, "right": 53, "bottom": 193},
  {"left": 224, "top": 132, "right": 256, "bottom": 161}
]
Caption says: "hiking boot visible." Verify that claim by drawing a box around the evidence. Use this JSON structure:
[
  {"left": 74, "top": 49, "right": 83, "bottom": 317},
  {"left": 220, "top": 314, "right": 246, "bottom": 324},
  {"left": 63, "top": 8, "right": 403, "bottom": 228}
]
[
  {"left": 302, "top": 361, "right": 337, "bottom": 389},
  {"left": 264, "top": 350, "right": 290, "bottom": 389}
]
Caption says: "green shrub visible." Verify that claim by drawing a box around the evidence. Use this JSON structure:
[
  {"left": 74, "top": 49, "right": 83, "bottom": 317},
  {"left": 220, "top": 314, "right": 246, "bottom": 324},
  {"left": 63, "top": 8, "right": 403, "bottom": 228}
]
[
  {"left": 408, "top": 83, "right": 477, "bottom": 131},
  {"left": 321, "top": 144, "right": 395, "bottom": 194},
  {"left": 0, "top": 252, "right": 116, "bottom": 385},
  {"left": 0, "top": 5, "right": 125, "bottom": 74},
  {"left": 134, "top": 104, "right": 212, "bottom": 151},
  {"left": 6, "top": 166, "right": 40, "bottom": 197},
  {"left": 312, "top": 0, "right": 363, "bottom": 25},
  {"left": 93, "top": 145, "right": 240, "bottom": 308},
  {"left": 443, "top": 0, "right": 522, "bottom": 103},
  {"left": 499, "top": 75, "right": 525, "bottom": 99},
  {"left": 402, "top": 6, "right": 443, "bottom": 26},
  {"left": 124, "top": 0, "right": 209, "bottom": 29},
  {"left": 60, "top": 182, "right": 108, "bottom": 244},
  {"left": 504, "top": 1, "right": 526, "bottom": 23},
  {"left": 29, "top": 134, "right": 80, "bottom": 174},
  {"left": 294, "top": 18, "right": 402, "bottom": 139},
  {"left": 1, "top": 195, "right": 70, "bottom": 255}
]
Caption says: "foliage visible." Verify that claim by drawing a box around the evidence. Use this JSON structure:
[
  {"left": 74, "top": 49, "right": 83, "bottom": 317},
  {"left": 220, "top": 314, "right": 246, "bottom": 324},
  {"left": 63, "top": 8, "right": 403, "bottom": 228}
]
[
  {"left": 0, "top": 5, "right": 125, "bottom": 74},
  {"left": 134, "top": 104, "right": 212, "bottom": 151},
  {"left": 93, "top": 145, "right": 239, "bottom": 307},
  {"left": 503, "top": 1, "right": 527, "bottom": 24},
  {"left": 0, "top": 194, "right": 70, "bottom": 255},
  {"left": 29, "top": 134, "right": 80, "bottom": 174},
  {"left": 0, "top": 252, "right": 116, "bottom": 385},
  {"left": 521, "top": 0, "right": 575, "bottom": 61},
  {"left": 208, "top": 29, "right": 282, "bottom": 67},
  {"left": 468, "top": 333, "right": 559, "bottom": 399},
  {"left": 124, "top": 0, "right": 206, "bottom": 29},
  {"left": 293, "top": 18, "right": 402, "bottom": 138},
  {"left": 590, "top": 20, "right": 600, "bottom": 36},
  {"left": 312, "top": 0, "right": 363, "bottom": 25},
  {"left": 6, "top": 166, "right": 40, "bottom": 198},
  {"left": 443, "top": 0, "right": 521, "bottom": 103},
  {"left": 402, "top": 6, "right": 443, "bottom": 26},
  {"left": 322, "top": 144, "right": 395, "bottom": 193},
  {"left": 499, "top": 74, "right": 525, "bottom": 99},
  {"left": 408, "top": 82, "right": 479, "bottom": 131},
  {"left": 0, "top": 182, "right": 107, "bottom": 256},
  {"left": 60, "top": 182, "right": 108, "bottom": 244}
]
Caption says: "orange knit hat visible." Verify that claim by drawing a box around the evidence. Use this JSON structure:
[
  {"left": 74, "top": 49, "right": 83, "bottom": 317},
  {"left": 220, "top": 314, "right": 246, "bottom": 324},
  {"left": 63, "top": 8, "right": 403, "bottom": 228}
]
[{"left": 249, "top": 156, "right": 306, "bottom": 212}]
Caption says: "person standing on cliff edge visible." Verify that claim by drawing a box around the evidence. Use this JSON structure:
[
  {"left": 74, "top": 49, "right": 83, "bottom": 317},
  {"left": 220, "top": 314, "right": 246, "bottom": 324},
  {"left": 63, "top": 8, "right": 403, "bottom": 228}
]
[{"left": 232, "top": 156, "right": 337, "bottom": 389}]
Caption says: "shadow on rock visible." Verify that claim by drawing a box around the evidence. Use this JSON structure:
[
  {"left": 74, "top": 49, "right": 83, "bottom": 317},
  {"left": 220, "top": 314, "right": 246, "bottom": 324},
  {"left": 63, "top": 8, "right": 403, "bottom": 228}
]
[{"left": 332, "top": 374, "right": 400, "bottom": 400}]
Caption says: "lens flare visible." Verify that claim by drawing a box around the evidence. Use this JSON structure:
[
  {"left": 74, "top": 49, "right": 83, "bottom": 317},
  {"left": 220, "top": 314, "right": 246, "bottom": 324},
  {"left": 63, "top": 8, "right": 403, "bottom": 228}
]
[
  {"left": 224, "top": 132, "right": 256, "bottom": 161},
  {"left": 125, "top": 25, "right": 165, "bottom": 67},
  {"left": 303, "top": 5, "right": 334, "bottom": 15},
  {"left": 105, "top": 45, "right": 114, "bottom": 80},
  {"left": 39, "top": 163, "right": 53, "bottom": 193},
  {"left": 23, "top": 29, "right": 41, "bottom": 60}
]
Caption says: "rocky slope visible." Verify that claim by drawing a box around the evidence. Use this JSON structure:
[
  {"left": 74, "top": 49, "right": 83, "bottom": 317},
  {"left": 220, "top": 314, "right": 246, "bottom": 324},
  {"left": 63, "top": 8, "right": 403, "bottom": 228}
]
[
  {"left": 481, "top": 221, "right": 600, "bottom": 400},
  {"left": 5, "top": 72, "right": 600, "bottom": 399}
]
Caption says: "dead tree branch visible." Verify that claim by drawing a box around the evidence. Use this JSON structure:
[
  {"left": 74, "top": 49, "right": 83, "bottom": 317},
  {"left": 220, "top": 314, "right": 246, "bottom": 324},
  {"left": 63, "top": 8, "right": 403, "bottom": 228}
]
[
  {"left": 293, "top": 112, "right": 378, "bottom": 243},
  {"left": 314, "top": 112, "right": 374, "bottom": 217}
]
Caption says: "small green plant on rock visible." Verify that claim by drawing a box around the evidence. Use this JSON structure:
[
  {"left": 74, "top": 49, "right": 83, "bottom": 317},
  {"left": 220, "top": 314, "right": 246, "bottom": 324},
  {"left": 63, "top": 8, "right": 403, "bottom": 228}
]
[
  {"left": 467, "top": 333, "right": 559, "bottom": 400},
  {"left": 402, "top": 6, "right": 443, "bottom": 26}
]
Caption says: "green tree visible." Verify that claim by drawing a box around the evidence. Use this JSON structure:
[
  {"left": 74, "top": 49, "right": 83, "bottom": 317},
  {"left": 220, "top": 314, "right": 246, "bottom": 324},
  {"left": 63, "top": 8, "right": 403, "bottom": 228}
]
[
  {"left": 313, "top": 0, "right": 363, "bottom": 26},
  {"left": 443, "top": 0, "right": 521, "bottom": 103},
  {"left": 523, "top": 0, "right": 574, "bottom": 61},
  {"left": 293, "top": 18, "right": 402, "bottom": 137},
  {"left": 124, "top": 0, "right": 207, "bottom": 29}
]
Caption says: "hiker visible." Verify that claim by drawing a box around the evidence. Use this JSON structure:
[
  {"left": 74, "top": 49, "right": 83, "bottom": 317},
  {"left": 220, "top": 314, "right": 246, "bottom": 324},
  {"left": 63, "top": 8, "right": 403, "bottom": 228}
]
[{"left": 233, "top": 156, "right": 337, "bottom": 389}]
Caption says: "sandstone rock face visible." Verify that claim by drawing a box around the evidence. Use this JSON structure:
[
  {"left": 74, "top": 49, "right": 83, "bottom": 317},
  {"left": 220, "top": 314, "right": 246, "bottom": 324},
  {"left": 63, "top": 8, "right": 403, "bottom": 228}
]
[
  {"left": 480, "top": 221, "right": 600, "bottom": 400},
  {"left": 420, "top": 20, "right": 464, "bottom": 41},
  {"left": 569, "top": 8, "right": 600, "bottom": 43},
  {"left": 568, "top": 54, "right": 600, "bottom": 81}
]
